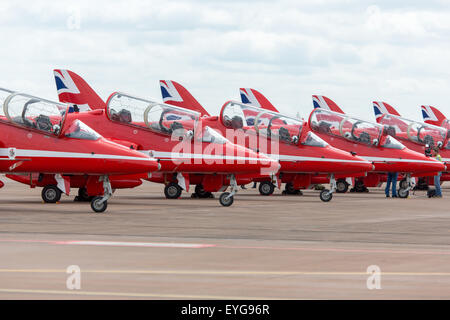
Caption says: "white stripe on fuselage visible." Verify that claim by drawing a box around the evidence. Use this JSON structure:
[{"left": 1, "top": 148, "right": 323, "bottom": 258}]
[
  {"left": 0, "top": 148, "right": 151, "bottom": 161},
  {"left": 142, "top": 150, "right": 368, "bottom": 164},
  {"left": 362, "top": 156, "right": 438, "bottom": 164}
]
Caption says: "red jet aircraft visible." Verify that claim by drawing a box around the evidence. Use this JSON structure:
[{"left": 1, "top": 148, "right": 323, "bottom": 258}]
[
  {"left": 0, "top": 88, "right": 160, "bottom": 212},
  {"left": 45, "top": 70, "right": 280, "bottom": 207},
  {"left": 238, "top": 89, "right": 444, "bottom": 198},
  {"left": 159, "top": 81, "right": 374, "bottom": 202},
  {"left": 373, "top": 101, "right": 450, "bottom": 188}
]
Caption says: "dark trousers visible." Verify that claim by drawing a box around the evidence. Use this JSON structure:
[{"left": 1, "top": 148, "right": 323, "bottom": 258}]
[{"left": 385, "top": 172, "right": 398, "bottom": 196}]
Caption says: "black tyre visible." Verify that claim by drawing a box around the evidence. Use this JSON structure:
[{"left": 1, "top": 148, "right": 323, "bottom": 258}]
[
  {"left": 399, "top": 178, "right": 408, "bottom": 189},
  {"left": 76, "top": 187, "right": 92, "bottom": 202},
  {"left": 219, "top": 192, "right": 234, "bottom": 207},
  {"left": 164, "top": 183, "right": 182, "bottom": 199},
  {"left": 41, "top": 185, "right": 62, "bottom": 203},
  {"left": 259, "top": 181, "right": 275, "bottom": 196},
  {"left": 398, "top": 188, "right": 409, "bottom": 198},
  {"left": 90, "top": 196, "right": 108, "bottom": 213},
  {"left": 319, "top": 189, "right": 333, "bottom": 202},
  {"left": 336, "top": 180, "right": 349, "bottom": 193},
  {"left": 284, "top": 183, "right": 302, "bottom": 195},
  {"left": 194, "top": 184, "right": 213, "bottom": 198}
]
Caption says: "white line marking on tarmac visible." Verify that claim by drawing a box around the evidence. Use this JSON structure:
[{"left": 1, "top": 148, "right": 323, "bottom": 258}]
[
  {"left": 61, "top": 240, "right": 216, "bottom": 248},
  {"left": 0, "top": 288, "right": 280, "bottom": 300},
  {"left": 2, "top": 238, "right": 450, "bottom": 256},
  {"left": 0, "top": 239, "right": 215, "bottom": 249},
  {"left": 1, "top": 269, "right": 450, "bottom": 276}
]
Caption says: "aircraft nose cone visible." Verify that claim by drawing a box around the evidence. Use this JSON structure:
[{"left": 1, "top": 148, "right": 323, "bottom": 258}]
[
  {"left": 248, "top": 149, "right": 280, "bottom": 175},
  {"left": 424, "top": 158, "right": 446, "bottom": 172},
  {"left": 328, "top": 149, "right": 373, "bottom": 174},
  {"left": 228, "top": 145, "right": 280, "bottom": 174},
  {"left": 408, "top": 154, "right": 447, "bottom": 172},
  {"left": 102, "top": 140, "right": 160, "bottom": 174}
]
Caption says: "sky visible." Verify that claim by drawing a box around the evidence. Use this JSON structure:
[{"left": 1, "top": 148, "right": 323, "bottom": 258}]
[{"left": 1, "top": 0, "right": 450, "bottom": 121}]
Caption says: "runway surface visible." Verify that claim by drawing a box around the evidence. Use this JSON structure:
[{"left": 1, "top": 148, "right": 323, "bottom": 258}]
[{"left": 0, "top": 179, "right": 449, "bottom": 299}]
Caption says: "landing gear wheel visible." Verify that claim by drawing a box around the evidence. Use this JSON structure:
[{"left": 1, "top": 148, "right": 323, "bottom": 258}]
[
  {"left": 284, "top": 183, "right": 302, "bottom": 195},
  {"left": 90, "top": 196, "right": 108, "bottom": 213},
  {"left": 259, "top": 181, "right": 275, "bottom": 196},
  {"left": 164, "top": 183, "right": 182, "bottom": 199},
  {"left": 398, "top": 188, "right": 409, "bottom": 198},
  {"left": 319, "top": 189, "right": 333, "bottom": 202},
  {"left": 75, "top": 187, "right": 91, "bottom": 202},
  {"left": 336, "top": 180, "right": 349, "bottom": 193},
  {"left": 219, "top": 192, "right": 234, "bottom": 207},
  {"left": 193, "top": 184, "right": 213, "bottom": 198},
  {"left": 399, "top": 178, "right": 408, "bottom": 189},
  {"left": 42, "top": 185, "right": 61, "bottom": 203},
  {"left": 195, "top": 184, "right": 207, "bottom": 197},
  {"left": 350, "top": 180, "right": 368, "bottom": 193}
]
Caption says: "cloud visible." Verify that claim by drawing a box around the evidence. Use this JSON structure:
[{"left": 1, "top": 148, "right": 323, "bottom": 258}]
[{"left": 0, "top": 0, "right": 449, "bottom": 121}]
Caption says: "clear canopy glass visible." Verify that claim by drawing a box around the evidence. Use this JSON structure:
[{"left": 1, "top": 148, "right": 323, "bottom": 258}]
[
  {"left": 0, "top": 88, "right": 14, "bottom": 116},
  {"left": 64, "top": 120, "right": 101, "bottom": 140},
  {"left": 3, "top": 92, "right": 67, "bottom": 135},
  {"left": 440, "top": 119, "right": 450, "bottom": 131},
  {"left": 202, "top": 126, "right": 228, "bottom": 144},
  {"left": 380, "top": 135, "right": 405, "bottom": 150},
  {"left": 309, "top": 108, "right": 383, "bottom": 146},
  {"left": 378, "top": 114, "right": 448, "bottom": 148},
  {"left": 221, "top": 101, "right": 303, "bottom": 145},
  {"left": 107, "top": 92, "right": 200, "bottom": 136}
]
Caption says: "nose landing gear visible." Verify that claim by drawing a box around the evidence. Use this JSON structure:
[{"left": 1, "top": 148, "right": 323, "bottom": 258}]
[
  {"left": 219, "top": 175, "right": 238, "bottom": 207},
  {"left": 90, "top": 176, "right": 112, "bottom": 213},
  {"left": 320, "top": 174, "right": 336, "bottom": 202}
]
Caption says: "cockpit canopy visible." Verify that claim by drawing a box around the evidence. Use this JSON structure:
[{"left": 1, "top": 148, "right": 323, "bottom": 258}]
[
  {"left": 378, "top": 114, "right": 448, "bottom": 149},
  {"left": 440, "top": 119, "right": 450, "bottom": 132},
  {"left": 3, "top": 92, "right": 67, "bottom": 135},
  {"left": 0, "top": 90, "right": 103, "bottom": 141},
  {"left": 309, "top": 108, "right": 383, "bottom": 146},
  {"left": 0, "top": 88, "right": 14, "bottom": 116},
  {"left": 106, "top": 92, "right": 200, "bottom": 136},
  {"left": 221, "top": 101, "right": 306, "bottom": 145}
]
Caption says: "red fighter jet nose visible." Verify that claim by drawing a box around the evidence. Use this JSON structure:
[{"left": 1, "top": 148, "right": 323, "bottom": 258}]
[
  {"left": 341, "top": 153, "right": 373, "bottom": 174},
  {"left": 399, "top": 149, "right": 445, "bottom": 174},
  {"left": 97, "top": 138, "right": 160, "bottom": 175},
  {"left": 320, "top": 146, "right": 373, "bottom": 175},
  {"left": 221, "top": 144, "right": 280, "bottom": 175},
  {"left": 245, "top": 147, "right": 280, "bottom": 175},
  {"left": 418, "top": 156, "right": 445, "bottom": 173}
]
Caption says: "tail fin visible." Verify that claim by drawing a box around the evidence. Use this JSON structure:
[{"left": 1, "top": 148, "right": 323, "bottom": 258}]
[
  {"left": 312, "top": 95, "right": 345, "bottom": 114},
  {"left": 239, "top": 88, "right": 279, "bottom": 112},
  {"left": 421, "top": 105, "right": 447, "bottom": 126},
  {"left": 372, "top": 101, "right": 401, "bottom": 123},
  {"left": 53, "top": 69, "right": 106, "bottom": 110},
  {"left": 159, "top": 80, "right": 210, "bottom": 116}
]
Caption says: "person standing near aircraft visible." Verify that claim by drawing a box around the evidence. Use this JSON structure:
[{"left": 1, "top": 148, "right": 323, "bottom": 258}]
[
  {"left": 434, "top": 147, "right": 443, "bottom": 198},
  {"left": 385, "top": 172, "right": 398, "bottom": 198}
]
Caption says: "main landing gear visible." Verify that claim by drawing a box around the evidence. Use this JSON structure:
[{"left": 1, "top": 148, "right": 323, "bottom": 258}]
[
  {"left": 41, "top": 185, "right": 62, "bottom": 203},
  {"left": 219, "top": 175, "right": 238, "bottom": 207},
  {"left": 164, "top": 182, "right": 182, "bottom": 199},
  {"left": 192, "top": 184, "right": 214, "bottom": 198},
  {"left": 90, "top": 176, "right": 112, "bottom": 213},
  {"left": 282, "top": 182, "right": 303, "bottom": 195},
  {"left": 74, "top": 187, "right": 92, "bottom": 202},
  {"left": 350, "top": 180, "right": 369, "bottom": 193},
  {"left": 258, "top": 181, "right": 275, "bottom": 196},
  {"left": 335, "top": 179, "right": 349, "bottom": 193},
  {"left": 319, "top": 174, "right": 336, "bottom": 202}
]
